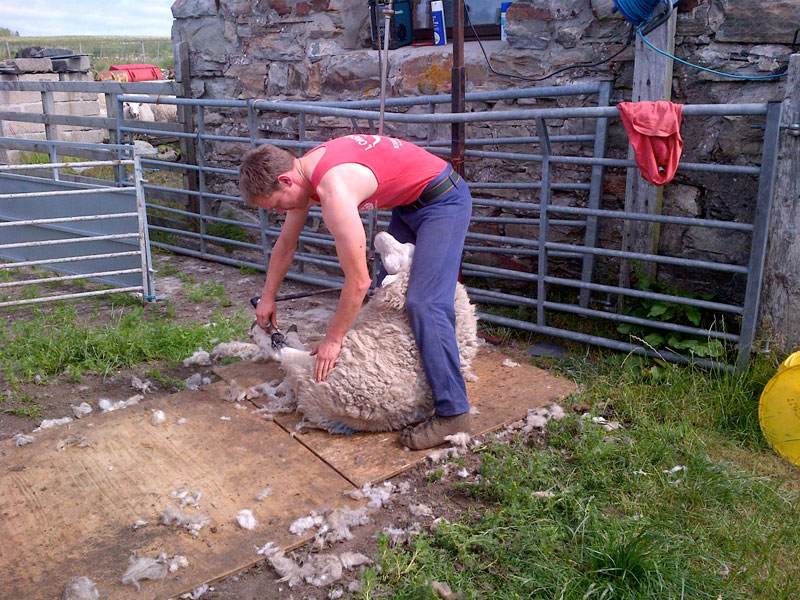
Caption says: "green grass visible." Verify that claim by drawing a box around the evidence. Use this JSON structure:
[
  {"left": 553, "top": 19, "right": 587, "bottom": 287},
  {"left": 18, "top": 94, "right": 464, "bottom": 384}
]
[
  {"left": 356, "top": 352, "right": 800, "bottom": 600},
  {"left": 0, "top": 394, "right": 42, "bottom": 419},
  {"left": 0, "top": 302, "right": 248, "bottom": 384},
  {"left": 179, "top": 274, "right": 232, "bottom": 307}
]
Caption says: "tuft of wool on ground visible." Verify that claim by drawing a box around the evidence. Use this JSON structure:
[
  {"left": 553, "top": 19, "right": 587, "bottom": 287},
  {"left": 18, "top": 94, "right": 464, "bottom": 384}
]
[
  {"left": 71, "top": 402, "right": 93, "bottom": 419},
  {"left": 237, "top": 509, "right": 258, "bottom": 530},
  {"left": 62, "top": 576, "right": 99, "bottom": 600}
]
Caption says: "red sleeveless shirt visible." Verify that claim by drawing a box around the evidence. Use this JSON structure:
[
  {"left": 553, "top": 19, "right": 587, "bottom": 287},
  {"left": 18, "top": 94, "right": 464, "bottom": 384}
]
[{"left": 307, "top": 135, "right": 448, "bottom": 210}]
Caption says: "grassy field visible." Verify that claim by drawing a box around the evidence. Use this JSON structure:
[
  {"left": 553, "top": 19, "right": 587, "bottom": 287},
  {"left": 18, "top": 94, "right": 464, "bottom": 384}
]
[
  {"left": 0, "top": 35, "right": 173, "bottom": 71},
  {"left": 355, "top": 351, "right": 800, "bottom": 599}
]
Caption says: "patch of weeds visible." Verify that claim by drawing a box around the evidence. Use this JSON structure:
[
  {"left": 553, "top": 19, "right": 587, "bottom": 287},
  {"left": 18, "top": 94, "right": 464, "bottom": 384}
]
[
  {"left": 206, "top": 211, "right": 253, "bottom": 251},
  {"left": 426, "top": 468, "right": 446, "bottom": 482},
  {"left": 238, "top": 264, "right": 261, "bottom": 275},
  {"left": 0, "top": 304, "right": 248, "bottom": 383},
  {"left": 144, "top": 368, "right": 185, "bottom": 391},
  {"left": 156, "top": 261, "right": 179, "bottom": 277},
  {"left": 1, "top": 394, "right": 42, "bottom": 419},
  {"left": 181, "top": 276, "right": 232, "bottom": 307},
  {"left": 617, "top": 271, "right": 730, "bottom": 359}
]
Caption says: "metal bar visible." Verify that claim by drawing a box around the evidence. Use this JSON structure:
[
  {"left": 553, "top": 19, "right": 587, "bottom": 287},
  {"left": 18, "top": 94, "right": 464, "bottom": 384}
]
[
  {"left": 545, "top": 275, "right": 743, "bottom": 314},
  {"left": 197, "top": 106, "right": 208, "bottom": 256},
  {"left": 546, "top": 242, "right": 749, "bottom": 274},
  {"left": 0, "top": 287, "right": 144, "bottom": 308},
  {"left": 245, "top": 100, "right": 768, "bottom": 123},
  {"left": 0, "top": 251, "right": 141, "bottom": 270},
  {"left": 0, "top": 80, "right": 178, "bottom": 94},
  {"left": 0, "top": 187, "right": 133, "bottom": 200},
  {"left": 0, "top": 268, "right": 141, "bottom": 289},
  {"left": 0, "top": 159, "right": 132, "bottom": 171},
  {"left": 466, "top": 286, "right": 739, "bottom": 342},
  {"left": 0, "top": 136, "right": 131, "bottom": 152},
  {"left": 150, "top": 241, "right": 345, "bottom": 288},
  {"left": 535, "top": 117, "right": 552, "bottom": 327},
  {"left": 0, "top": 213, "right": 137, "bottom": 228},
  {"left": 545, "top": 204, "right": 754, "bottom": 231},
  {"left": 0, "top": 233, "right": 137, "bottom": 250},
  {"left": 463, "top": 149, "right": 762, "bottom": 174},
  {"left": 736, "top": 101, "right": 783, "bottom": 370},
  {"left": 133, "top": 151, "right": 155, "bottom": 299},
  {"left": 476, "top": 312, "right": 733, "bottom": 372},
  {"left": 581, "top": 80, "right": 612, "bottom": 308}
]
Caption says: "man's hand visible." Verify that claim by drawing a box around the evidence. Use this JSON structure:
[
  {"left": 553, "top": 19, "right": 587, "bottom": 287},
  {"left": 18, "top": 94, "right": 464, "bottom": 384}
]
[
  {"left": 255, "top": 296, "right": 278, "bottom": 331},
  {"left": 310, "top": 336, "right": 342, "bottom": 382}
]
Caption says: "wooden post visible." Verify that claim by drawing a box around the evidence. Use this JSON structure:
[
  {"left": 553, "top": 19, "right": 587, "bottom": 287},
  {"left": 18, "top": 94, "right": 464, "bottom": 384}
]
[
  {"left": 618, "top": 11, "right": 677, "bottom": 292},
  {"left": 176, "top": 41, "right": 199, "bottom": 213},
  {"left": 760, "top": 54, "right": 800, "bottom": 354}
]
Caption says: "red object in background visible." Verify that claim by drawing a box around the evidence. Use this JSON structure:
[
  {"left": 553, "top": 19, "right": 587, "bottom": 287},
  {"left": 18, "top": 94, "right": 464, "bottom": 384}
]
[
  {"left": 618, "top": 101, "right": 684, "bottom": 186},
  {"left": 109, "top": 63, "right": 163, "bottom": 82}
]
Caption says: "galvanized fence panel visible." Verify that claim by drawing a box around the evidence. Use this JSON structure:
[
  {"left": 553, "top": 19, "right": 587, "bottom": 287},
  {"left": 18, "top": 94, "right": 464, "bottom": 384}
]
[
  {"left": 0, "top": 80, "right": 782, "bottom": 369},
  {"left": 0, "top": 138, "right": 155, "bottom": 307}
]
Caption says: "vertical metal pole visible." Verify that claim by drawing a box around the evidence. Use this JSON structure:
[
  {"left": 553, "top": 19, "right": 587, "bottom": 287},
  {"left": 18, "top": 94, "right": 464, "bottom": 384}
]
[
  {"left": 378, "top": 1, "right": 392, "bottom": 136},
  {"left": 297, "top": 112, "right": 307, "bottom": 273},
  {"left": 197, "top": 106, "right": 208, "bottom": 257},
  {"left": 579, "top": 80, "right": 612, "bottom": 308},
  {"left": 133, "top": 150, "right": 156, "bottom": 300},
  {"left": 248, "top": 100, "right": 272, "bottom": 271},
  {"left": 535, "top": 117, "right": 552, "bottom": 327},
  {"left": 451, "top": 0, "right": 465, "bottom": 176},
  {"left": 114, "top": 94, "right": 126, "bottom": 185},
  {"left": 736, "top": 101, "right": 783, "bottom": 371},
  {"left": 40, "top": 90, "right": 59, "bottom": 180},
  {"left": 372, "top": 1, "right": 393, "bottom": 286}
]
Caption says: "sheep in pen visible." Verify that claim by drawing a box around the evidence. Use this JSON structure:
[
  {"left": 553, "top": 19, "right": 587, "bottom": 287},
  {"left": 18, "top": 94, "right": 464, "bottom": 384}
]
[{"left": 250, "top": 231, "right": 479, "bottom": 433}]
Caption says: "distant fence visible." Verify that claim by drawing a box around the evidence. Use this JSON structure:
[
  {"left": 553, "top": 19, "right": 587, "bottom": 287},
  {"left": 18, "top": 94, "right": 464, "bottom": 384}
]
[{"left": 2, "top": 37, "right": 172, "bottom": 66}]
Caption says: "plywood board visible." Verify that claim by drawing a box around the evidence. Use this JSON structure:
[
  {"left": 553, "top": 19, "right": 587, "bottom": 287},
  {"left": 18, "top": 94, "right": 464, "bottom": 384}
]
[
  {"left": 0, "top": 387, "right": 360, "bottom": 600},
  {"left": 213, "top": 348, "right": 579, "bottom": 487}
]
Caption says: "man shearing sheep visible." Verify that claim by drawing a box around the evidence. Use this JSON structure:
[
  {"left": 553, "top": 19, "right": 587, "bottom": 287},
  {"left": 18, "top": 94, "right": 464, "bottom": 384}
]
[{"left": 238, "top": 134, "right": 473, "bottom": 450}]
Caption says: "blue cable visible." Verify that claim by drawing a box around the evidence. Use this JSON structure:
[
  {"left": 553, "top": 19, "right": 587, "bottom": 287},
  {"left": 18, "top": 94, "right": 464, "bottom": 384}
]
[
  {"left": 613, "top": 0, "right": 662, "bottom": 26},
  {"left": 637, "top": 27, "right": 788, "bottom": 80}
]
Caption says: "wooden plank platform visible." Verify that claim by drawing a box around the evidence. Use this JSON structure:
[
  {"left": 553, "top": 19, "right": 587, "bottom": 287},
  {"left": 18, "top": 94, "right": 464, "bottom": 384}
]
[
  {"left": 215, "top": 347, "right": 579, "bottom": 487},
  {"left": 0, "top": 387, "right": 360, "bottom": 600}
]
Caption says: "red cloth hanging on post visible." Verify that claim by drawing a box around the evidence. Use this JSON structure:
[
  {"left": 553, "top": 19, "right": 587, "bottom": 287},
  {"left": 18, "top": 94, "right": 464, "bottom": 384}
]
[{"left": 618, "top": 101, "right": 684, "bottom": 186}]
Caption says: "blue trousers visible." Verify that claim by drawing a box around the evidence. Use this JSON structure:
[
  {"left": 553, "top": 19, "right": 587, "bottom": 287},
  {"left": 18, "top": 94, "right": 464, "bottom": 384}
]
[{"left": 380, "top": 170, "right": 473, "bottom": 417}]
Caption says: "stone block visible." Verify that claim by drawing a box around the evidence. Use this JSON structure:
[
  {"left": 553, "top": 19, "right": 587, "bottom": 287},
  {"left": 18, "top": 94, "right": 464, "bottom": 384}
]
[
  {"left": 171, "top": 0, "right": 218, "bottom": 18},
  {"left": 716, "top": 0, "right": 798, "bottom": 43},
  {"left": 7, "top": 58, "right": 53, "bottom": 73},
  {"left": 58, "top": 99, "right": 104, "bottom": 117},
  {"left": 51, "top": 55, "right": 90, "bottom": 72}
]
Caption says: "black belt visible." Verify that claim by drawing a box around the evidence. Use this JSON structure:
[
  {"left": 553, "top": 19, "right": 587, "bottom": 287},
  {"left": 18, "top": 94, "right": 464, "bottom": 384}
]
[{"left": 408, "top": 166, "right": 461, "bottom": 210}]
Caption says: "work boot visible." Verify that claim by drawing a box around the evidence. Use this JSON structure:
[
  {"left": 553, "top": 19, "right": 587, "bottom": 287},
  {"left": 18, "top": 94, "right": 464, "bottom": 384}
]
[{"left": 400, "top": 413, "right": 472, "bottom": 451}]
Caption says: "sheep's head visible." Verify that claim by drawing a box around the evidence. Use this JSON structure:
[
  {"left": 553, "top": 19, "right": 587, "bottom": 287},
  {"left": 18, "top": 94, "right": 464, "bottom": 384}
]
[
  {"left": 375, "top": 232, "right": 414, "bottom": 277},
  {"left": 249, "top": 322, "right": 308, "bottom": 362}
]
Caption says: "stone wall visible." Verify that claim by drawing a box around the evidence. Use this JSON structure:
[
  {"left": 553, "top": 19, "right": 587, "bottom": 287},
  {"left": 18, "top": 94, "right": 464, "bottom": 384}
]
[{"left": 170, "top": 0, "right": 796, "bottom": 302}]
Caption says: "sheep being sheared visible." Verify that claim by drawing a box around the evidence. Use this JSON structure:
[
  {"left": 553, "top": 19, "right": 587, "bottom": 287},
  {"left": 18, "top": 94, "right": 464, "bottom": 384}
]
[{"left": 251, "top": 231, "right": 478, "bottom": 433}]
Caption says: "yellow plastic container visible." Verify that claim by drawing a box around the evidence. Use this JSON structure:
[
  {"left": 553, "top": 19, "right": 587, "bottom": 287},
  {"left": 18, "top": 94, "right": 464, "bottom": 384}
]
[
  {"left": 777, "top": 350, "right": 800, "bottom": 374},
  {"left": 759, "top": 364, "right": 800, "bottom": 465}
]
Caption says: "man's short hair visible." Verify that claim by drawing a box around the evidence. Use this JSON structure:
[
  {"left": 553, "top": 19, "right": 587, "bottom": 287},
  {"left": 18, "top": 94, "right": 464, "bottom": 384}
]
[{"left": 238, "top": 143, "right": 295, "bottom": 207}]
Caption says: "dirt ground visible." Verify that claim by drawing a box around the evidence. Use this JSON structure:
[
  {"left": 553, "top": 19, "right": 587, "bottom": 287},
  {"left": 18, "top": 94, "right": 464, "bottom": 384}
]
[{"left": 1, "top": 251, "right": 541, "bottom": 600}]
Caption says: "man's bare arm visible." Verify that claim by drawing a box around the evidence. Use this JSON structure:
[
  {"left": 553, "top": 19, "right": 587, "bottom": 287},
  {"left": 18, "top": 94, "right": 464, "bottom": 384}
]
[{"left": 256, "top": 206, "right": 309, "bottom": 330}]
